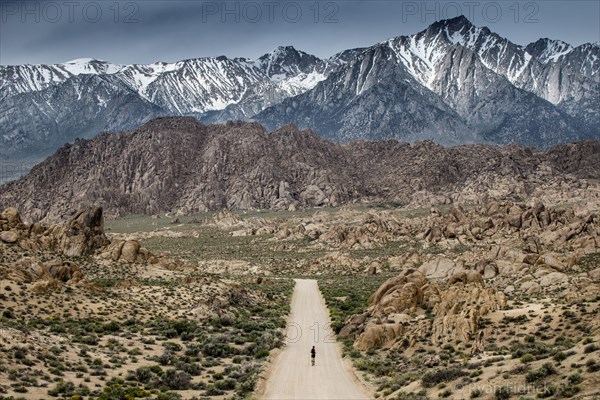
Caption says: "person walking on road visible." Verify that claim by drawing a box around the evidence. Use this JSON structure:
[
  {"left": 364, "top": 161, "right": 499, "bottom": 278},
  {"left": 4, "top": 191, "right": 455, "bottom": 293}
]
[{"left": 310, "top": 346, "right": 316, "bottom": 366}]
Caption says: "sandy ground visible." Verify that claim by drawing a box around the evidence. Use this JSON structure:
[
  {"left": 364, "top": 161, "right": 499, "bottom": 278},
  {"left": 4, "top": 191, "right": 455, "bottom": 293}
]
[{"left": 259, "top": 279, "right": 372, "bottom": 400}]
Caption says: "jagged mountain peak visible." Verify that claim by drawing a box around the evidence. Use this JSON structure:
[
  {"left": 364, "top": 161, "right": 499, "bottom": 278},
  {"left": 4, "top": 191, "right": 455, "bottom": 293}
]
[
  {"left": 430, "top": 15, "right": 475, "bottom": 32},
  {"left": 422, "top": 15, "right": 485, "bottom": 42},
  {"left": 380, "top": 16, "right": 514, "bottom": 89},
  {"left": 383, "top": 15, "right": 516, "bottom": 76},
  {"left": 260, "top": 45, "right": 303, "bottom": 59},
  {"left": 257, "top": 45, "right": 322, "bottom": 77},
  {"left": 525, "top": 38, "right": 574, "bottom": 63},
  {"left": 271, "top": 45, "right": 299, "bottom": 54},
  {"left": 432, "top": 16, "right": 509, "bottom": 52}
]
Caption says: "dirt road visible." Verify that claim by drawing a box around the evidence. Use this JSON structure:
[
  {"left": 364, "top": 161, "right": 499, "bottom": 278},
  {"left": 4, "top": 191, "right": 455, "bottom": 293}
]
[{"left": 259, "top": 279, "right": 372, "bottom": 399}]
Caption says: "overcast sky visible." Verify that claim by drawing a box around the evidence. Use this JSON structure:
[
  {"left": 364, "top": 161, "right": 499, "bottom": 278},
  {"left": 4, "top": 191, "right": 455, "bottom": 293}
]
[{"left": 1, "top": 0, "right": 599, "bottom": 65}]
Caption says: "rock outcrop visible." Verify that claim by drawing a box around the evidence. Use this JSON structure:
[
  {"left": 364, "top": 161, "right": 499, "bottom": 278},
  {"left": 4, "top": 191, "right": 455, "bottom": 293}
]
[
  {"left": 2, "top": 257, "right": 83, "bottom": 284},
  {"left": 341, "top": 269, "right": 506, "bottom": 351},
  {"left": 418, "top": 257, "right": 463, "bottom": 281},
  {"left": 0, "top": 206, "right": 185, "bottom": 288},
  {"left": 1, "top": 206, "right": 108, "bottom": 257},
  {"left": 57, "top": 206, "right": 109, "bottom": 257}
]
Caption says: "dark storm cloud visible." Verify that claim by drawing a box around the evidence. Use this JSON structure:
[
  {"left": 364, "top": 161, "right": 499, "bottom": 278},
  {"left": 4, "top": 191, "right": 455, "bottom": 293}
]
[{"left": 0, "top": 0, "right": 599, "bottom": 65}]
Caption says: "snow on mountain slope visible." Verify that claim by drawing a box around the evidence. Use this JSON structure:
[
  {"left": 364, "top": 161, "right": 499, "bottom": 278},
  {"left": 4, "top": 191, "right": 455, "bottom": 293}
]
[
  {"left": 0, "top": 46, "right": 335, "bottom": 166},
  {"left": 384, "top": 16, "right": 531, "bottom": 89},
  {"left": 0, "top": 46, "right": 330, "bottom": 115},
  {"left": 255, "top": 34, "right": 581, "bottom": 148},
  {"left": 525, "top": 39, "right": 574, "bottom": 63},
  {"left": 255, "top": 42, "right": 474, "bottom": 145},
  {"left": 0, "top": 59, "right": 125, "bottom": 99},
  {"left": 61, "top": 58, "right": 123, "bottom": 75},
  {"left": 0, "top": 74, "right": 163, "bottom": 160},
  {"left": 375, "top": 16, "right": 598, "bottom": 109},
  {"left": 254, "top": 16, "right": 596, "bottom": 146},
  {"left": 560, "top": 43, "right": 600, "bottom": 81},
  {"left": 387, "top": 33, "right": 447, "bottom": 89}
]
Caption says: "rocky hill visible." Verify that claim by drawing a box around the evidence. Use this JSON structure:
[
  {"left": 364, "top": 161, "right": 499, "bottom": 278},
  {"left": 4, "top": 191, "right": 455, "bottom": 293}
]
[{"left": 0, "top": 117, "right": 599, "bottom": 222}]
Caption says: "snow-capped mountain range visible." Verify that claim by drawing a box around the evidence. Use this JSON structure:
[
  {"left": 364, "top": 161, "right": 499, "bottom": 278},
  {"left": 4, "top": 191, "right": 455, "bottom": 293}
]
[
  {"left": 1, "top": 16, "right": 598, "bottom": 166},
  {"left": 257, "top": 17, "right": 599, "bottom": 145}
]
